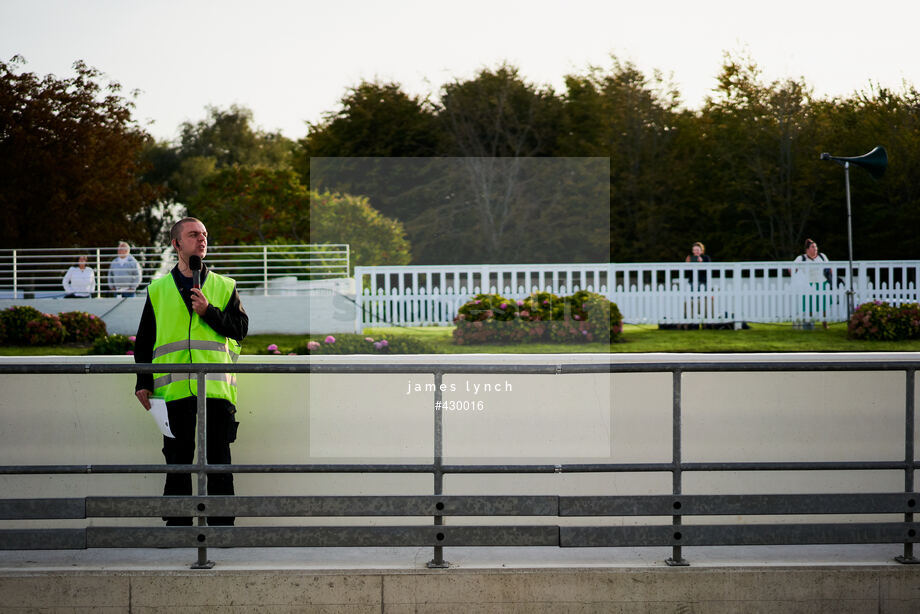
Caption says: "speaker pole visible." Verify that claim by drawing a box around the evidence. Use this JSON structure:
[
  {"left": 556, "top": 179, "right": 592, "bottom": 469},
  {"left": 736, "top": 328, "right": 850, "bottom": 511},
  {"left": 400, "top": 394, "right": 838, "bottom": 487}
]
[{"left": 844, "top": 161, "right": 855, "bottom": 320}]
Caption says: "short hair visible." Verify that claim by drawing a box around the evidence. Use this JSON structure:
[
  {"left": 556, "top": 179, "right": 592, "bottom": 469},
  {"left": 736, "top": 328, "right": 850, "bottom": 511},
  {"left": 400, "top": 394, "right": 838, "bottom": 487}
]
[
  {"left": 170, "top": 217, "right": 203, "bottom": 245},
  {"left": 692, "top": 241, "right": 705, "bottom": 254},
  {"left": 804, "top": 238, "right": 816, "bottom": 249}
]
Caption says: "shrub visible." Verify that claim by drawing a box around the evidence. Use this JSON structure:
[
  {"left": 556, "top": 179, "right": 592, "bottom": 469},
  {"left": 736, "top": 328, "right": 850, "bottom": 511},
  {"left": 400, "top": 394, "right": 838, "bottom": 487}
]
[
  {"left": 455, "top": 293, "right": 519, "bottom": 322},
  {"left": 25, "top": 313, "right": 66, "bottom": 345},
  {"left": 291, "top": 333, "right": 442, "bottom": 354},
  {"left": 58, "top": 311, "right": 108, "bottom": 344},
  {"left": 92, "top": 334, "right": 136, "bottom": 355},
  {"left": 848, "top": 301, "right": 920, "bottom": 341},
  {"left": 453, "top": 291, "right": 623, "bottom": 345},
  {"left": 0, "top": 314, "right": 6, "bottom": 344},
  {"left": 1, "top": 305, "right": 43, "bottom": 344}
]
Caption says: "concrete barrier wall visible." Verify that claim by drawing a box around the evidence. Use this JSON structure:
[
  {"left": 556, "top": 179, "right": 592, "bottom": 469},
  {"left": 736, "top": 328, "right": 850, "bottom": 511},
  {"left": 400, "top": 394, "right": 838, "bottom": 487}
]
[
  {"left": 0, "top": 287, "right": 357, "bottom": 335},
  {"left": 1, "top": 353, "right": 919, "bottom": 528}
]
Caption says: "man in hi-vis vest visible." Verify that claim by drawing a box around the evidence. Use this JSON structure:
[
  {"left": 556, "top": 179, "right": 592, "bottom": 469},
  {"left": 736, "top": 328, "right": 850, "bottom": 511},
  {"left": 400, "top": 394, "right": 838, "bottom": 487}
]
[{"left": 134, "top": 217, "right": 248, "bottom": 526}]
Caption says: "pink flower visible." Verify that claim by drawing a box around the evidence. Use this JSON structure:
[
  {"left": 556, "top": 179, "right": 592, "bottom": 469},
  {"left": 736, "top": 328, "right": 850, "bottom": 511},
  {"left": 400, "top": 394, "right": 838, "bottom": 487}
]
[
  {"left": 379, "top": 339, "right": 388, "bottom": 347},
  {"left": 521, "top": 310, "right": 530, "bottom": 317},
  {"left": 128, "top": 335, "right": 136, "bottom": 342},
  {"left": 324, "top": 335, "right": 336, "bottom": 344},
  {"left": 273, "top": 350, "right": 281, "bottom": 355},
  {"left": 543, "top": 300, "right": 549, "bottom": 305},
  {"left": 373, "top": 341, "right": 383, "bottom": 350},
  {"left": 267, "top": 343, "right": 278, "bottom": 351},
  {"left": 500, "top": 303, "right": 507, "bottom": 309},
  {"left": 89, "top": 314, "right": 96, "bottom": 319},
  {"left": 288, "top": 352, "right": 297, "bottom": 356},
  {"left": 517, "top": 300, "right": 524, "bottom": 306},
  {"left": 126, "top": 350, "right": 134, "bottom": 355},
  {"left": 307, "top": 341, "right": 320, "bottom": 351},
  {"left": 574, "top": 315, "right": 581, "bottom": 320},
  {"left": 365, "top": 337, "right": 374, "bottom": 342},
  {"left": 473, "top": 299, "right": 481, "bottom": 304}
]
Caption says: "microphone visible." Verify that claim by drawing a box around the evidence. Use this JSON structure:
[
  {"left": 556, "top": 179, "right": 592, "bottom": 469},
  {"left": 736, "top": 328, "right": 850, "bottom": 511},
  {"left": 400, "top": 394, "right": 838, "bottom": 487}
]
[{"left": 189, "top": 255, "right": 201, "bottom": 289}]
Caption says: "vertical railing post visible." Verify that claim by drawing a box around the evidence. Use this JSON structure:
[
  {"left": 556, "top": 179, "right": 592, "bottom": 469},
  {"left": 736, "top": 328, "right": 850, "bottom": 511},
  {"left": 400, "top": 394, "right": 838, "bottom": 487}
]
[
  {"left": 95, "top": 248, "right": 102, "bottom": 298},
  {"left": 896, "top": 368, "right": 919, "bottom": 564},
  {"left": 428, "top": 369, "right": 449, "bottom": 568},
  {"left": 354, "top": 268, "right": 364, "bottom": 334},
  {"left": 263, "top": 246, "right": 268, "bottom": 296},
  {"left": 666, "top": 368, "right": 689, "bottom": 566},
  {"left": 191, "top": 369, "right": 215, "bottom": 569}
]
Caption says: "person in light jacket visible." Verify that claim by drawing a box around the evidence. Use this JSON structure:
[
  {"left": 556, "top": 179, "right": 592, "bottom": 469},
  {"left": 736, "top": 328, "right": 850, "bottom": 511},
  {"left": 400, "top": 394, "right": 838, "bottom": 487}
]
[
  {"left": 108, "top": 241, "right": 142, "bottom": 297},
  {"left": 62, "top": 255, "right": 95, "bottom": 298}
]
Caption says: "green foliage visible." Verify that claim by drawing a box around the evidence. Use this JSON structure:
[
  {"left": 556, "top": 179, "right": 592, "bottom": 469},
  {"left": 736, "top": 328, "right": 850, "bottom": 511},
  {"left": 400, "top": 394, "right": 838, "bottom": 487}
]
[
  {"left": 0, "top": 305, "right": 43, "bottom": 344},
  {"left": 91, "top": 334, "right": 136, "bottom": 355},
  {"left": 191, "top": 167, "right": 310, "bottom": 244},
  {"left": 58, "top": 311, "right": 108, "bottom": 344},
  {"left": 456, "top": 294, "right": 520, "bottom": 322},
  {"left": 0, "top": 56, "right": 159, "bottom": 247},
  {"left": 453, "top": 291, "right": 622, "bottom": 345},
  {"left": 289, "top": 333, "right": 442, "bottom": 355},
  {"left": 0, "top": 313, "right": 6, "bottom": 344},
  {"left": 310, "top": 191, "right": 411, "bottom": 267},
  {"left": 848, "top": 302, "right": 920, "bottom": 341},
  {"left": 25, "top": 313, "right": 66, "bottom": 345}
]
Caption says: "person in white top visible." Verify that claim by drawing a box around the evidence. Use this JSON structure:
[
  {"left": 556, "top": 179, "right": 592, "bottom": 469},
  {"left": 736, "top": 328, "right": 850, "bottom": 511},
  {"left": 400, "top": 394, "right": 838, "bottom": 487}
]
[
  {"left": 792, "top": 238, "right": 831, "bottom": 328},
  {"left": 62, "top": 255, "right": 95, "bottom": 298}
]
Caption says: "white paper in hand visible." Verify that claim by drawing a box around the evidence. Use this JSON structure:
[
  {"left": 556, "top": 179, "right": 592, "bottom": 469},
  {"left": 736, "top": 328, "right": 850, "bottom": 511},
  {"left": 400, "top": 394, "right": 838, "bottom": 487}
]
[{"left": 149, "top": 397, "right": 175, "bottom": 438}]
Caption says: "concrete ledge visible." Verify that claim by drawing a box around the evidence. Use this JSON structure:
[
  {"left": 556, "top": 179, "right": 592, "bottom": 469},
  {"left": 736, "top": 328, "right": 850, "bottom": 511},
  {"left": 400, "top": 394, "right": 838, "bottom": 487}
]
[{"left": 1, "top": 558, "right": 918, "bottom": 613}]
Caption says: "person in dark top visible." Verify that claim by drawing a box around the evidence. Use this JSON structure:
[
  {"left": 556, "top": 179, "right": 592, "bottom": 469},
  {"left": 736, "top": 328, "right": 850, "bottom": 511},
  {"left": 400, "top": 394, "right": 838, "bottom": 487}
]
[
  {"left": 684, "top": 241, "right": 711, "bottom": 289},
  {"left": 134, "top": 217, "right": 248, "bottom": 526}
]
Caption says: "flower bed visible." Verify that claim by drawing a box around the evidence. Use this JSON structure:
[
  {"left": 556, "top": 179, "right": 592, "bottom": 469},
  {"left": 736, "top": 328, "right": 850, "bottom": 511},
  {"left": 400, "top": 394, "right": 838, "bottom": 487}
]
[{"left": 848, "top": 301, "right": 920, "bottom": 341}]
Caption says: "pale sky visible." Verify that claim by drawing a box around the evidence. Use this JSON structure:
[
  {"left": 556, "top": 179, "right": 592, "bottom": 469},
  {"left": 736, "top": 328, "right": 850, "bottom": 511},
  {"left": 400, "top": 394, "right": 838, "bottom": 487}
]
[{"left": 2, "top": 0, "right": 918, "bottom": 142}]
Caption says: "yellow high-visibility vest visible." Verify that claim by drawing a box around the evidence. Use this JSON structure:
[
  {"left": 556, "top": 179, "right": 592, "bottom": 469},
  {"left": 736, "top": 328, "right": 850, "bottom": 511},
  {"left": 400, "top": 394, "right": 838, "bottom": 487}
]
[{"left": 148, "top": 271, "right": 240, "bottom": 404}]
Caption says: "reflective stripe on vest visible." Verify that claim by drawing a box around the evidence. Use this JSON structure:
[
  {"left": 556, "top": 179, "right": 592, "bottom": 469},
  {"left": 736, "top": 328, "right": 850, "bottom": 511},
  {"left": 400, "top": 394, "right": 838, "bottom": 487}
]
[
  {"left": 153, "top": 371, "right": 239, "bottom": 391},
  {"left": 148, "top": 270, "right": 239, "bottom": 404}
]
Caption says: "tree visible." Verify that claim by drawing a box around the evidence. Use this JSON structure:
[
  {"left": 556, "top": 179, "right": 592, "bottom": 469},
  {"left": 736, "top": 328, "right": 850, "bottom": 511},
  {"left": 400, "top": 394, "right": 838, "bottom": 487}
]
[
  {"left": 189, "top": 167, "right": 410, "bottom": 268},
  {"left": 190, "top": 167, "right": 309, "bottom": 245},
  {"left": 558, "top": 58, "right": 689, "bottom": 262},
  {"left": 310, "top": 191, "right": 411, "bottom": 267},
  {"left": 0, "top": 56, "right": 159, "bottom": 247},
  {"left": 295, "top": 81, "right": 444, "bottom": 223},
  {"left": 702, "top": 54, "right": 824, "bottom": 259}
]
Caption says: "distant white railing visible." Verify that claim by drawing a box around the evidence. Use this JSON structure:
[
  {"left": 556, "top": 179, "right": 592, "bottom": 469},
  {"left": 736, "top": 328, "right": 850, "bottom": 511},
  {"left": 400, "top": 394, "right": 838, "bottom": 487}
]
[
  {"left": 0, "top": 244, "right": 349, "bottom": 298},
  {"left": 353, "top": 261, "right": 920, "bottom": 330}
]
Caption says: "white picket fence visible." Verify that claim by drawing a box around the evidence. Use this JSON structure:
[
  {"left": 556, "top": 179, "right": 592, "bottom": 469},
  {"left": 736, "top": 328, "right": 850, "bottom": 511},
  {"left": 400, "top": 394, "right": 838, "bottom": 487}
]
[{"left": 353, "top": 261, "right": 920, "bottom": 330}]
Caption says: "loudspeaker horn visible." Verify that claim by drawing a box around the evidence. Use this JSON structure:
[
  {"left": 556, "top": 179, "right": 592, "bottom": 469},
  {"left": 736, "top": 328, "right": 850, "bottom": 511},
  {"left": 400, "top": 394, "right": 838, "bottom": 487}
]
[{"left": 820, "top": 146, "right": 888, "bottom": 179}]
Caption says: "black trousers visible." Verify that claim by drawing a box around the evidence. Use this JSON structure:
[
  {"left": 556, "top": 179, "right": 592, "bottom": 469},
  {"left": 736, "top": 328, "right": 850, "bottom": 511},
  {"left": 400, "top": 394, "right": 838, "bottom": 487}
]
[{"left": 162, "top": 396, "right": 237, "bottom": 526}]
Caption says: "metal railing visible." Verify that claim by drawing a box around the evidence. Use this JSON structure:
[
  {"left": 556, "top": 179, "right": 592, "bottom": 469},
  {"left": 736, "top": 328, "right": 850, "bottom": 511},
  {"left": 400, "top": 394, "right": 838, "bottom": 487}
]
[
  {"left": 0, "top": 244, "right": 349, "bottom": 298},
  {"left": 1, "top": 360, "right": 919, "bottom": 570}
]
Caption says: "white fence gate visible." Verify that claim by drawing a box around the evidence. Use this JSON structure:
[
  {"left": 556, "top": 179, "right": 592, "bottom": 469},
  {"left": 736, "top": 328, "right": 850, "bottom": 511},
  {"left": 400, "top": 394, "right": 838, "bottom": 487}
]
[{"left": 353, "top": 261, "right": 920, "bottom": 330}]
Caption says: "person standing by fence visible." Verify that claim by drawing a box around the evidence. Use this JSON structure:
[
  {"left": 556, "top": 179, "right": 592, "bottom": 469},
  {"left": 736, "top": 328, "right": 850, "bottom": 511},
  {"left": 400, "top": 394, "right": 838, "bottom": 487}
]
[
  {"left": 133, "top": 217, "right": 248, "bottom": 526},
  {"left": 62, "top": 255, "right": 95, "bottom": 298},
  {"left": 107, "top": 241, "right": 142, "bottom": 297},
  {"left": 792, "top": 238, "right": 831, "bottom": 329}
]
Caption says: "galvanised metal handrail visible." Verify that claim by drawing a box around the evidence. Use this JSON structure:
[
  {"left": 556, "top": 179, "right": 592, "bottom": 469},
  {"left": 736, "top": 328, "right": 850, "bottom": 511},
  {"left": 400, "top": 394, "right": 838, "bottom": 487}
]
[
  {"left": 0, "top": 361, "right": 918, "bottom": 570},
  {"left": 0, "top": 244, "right": 349, "bottom": 298}
]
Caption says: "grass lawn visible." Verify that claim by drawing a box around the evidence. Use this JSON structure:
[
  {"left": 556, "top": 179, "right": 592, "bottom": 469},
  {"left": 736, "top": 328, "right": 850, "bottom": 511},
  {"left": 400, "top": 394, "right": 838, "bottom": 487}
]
[
  {"left": 5, "top": 323, "right": 920, "bottom": 356},
  {"left": 237, "top": 322, "right": 920, "bottom": 354}
]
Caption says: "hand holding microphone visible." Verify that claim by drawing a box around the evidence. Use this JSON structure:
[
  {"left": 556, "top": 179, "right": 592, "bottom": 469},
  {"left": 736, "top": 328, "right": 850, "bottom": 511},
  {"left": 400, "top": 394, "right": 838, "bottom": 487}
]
[{"left": 188, "top": 255, "right": 209, "bottom": 315}]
